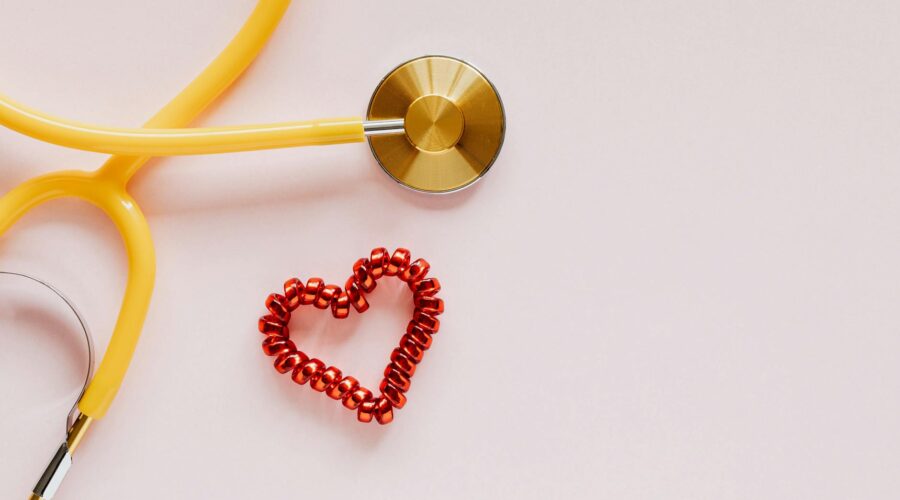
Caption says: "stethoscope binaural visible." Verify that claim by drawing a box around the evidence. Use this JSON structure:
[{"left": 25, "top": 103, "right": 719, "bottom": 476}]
[{"left": 0, "top": 1, "right": 505, "bottom": 499}]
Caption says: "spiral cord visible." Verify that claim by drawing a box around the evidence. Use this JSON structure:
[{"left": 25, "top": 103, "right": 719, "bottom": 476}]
[{"left": 257, "top": 248, "right": 443, "bottom": 424}]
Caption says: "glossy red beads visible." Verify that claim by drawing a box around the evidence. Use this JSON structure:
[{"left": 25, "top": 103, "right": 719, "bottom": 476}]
[{"left": 256, "top": 247, "right": 443, "bottom": 425}]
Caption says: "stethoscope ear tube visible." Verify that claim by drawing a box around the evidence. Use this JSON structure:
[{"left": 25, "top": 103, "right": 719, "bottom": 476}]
[
  {"left": 0, "top": 272, "right": 95, "bottom": 432},
  {"left": 29, "top": 443, "right": 71, "bottom": 500},
  {"left": 0, "top": 272, "right": 95, "bottom": 500},
  {"left": 30, "top": 410, "right": 92, "bottom": 500}
]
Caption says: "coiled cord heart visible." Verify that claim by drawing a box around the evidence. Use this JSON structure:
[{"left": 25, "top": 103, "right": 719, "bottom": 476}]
[{"left": 257, "top": 248, "right": 443, "bottom": 424}]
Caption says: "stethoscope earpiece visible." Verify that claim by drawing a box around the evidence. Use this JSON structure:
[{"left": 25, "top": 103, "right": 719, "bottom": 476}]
[{"left": 367, "top": 55, "right": 506, "bottom": 193}]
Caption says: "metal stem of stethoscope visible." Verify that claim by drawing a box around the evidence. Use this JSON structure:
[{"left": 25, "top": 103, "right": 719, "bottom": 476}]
[{"left": 363, "top": 119, "right": 406, "bottom": 136}]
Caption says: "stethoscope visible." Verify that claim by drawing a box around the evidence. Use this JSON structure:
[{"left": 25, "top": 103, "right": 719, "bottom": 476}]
[{"left": 0, "top": 1, "right": 505, "bottom": 498}]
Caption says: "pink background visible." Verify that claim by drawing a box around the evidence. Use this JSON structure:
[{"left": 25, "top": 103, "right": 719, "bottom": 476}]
[{"left": 2, "top": 1, "right": 899, "bottom": 498}]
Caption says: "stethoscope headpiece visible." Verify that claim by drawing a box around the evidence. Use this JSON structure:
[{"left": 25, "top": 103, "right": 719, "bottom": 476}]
[{"left": 367, "top": 55, "right": 506, "bottom": 194}]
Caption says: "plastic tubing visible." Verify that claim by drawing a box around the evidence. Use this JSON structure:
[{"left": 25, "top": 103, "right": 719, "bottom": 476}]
[
  {"left": 0, "top": 95, "right": 365, "bottom": 156},
  {"left": 0, "top": 0, "right": 293, "bottom": 419}
]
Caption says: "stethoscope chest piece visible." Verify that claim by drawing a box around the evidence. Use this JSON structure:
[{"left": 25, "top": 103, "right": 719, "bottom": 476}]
[{"left": 367, "top": 55, "right": 506, "bottom": 193}]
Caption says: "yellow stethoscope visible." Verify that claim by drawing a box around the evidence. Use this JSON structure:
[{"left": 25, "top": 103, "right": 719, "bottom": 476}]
[{"left": 0, "top": 1, "right": 504, "bottom": 498}]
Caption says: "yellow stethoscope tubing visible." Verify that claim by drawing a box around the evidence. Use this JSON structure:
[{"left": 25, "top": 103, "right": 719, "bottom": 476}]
[
  {"left": 0, "top": 0, "right": 292, "bottom": 420},
  {"left": 0, "top": 94, "right": 365, "bottom": 156}
]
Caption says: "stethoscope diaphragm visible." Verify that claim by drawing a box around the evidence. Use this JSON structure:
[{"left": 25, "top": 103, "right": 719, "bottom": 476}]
[{"left": 367, "top": 55, "right": 506, "bottom": 194}]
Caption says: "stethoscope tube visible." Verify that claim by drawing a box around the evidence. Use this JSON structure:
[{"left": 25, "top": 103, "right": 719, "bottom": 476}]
[{"left": 0, "top": 94, "right": 408, "bottom": 156}]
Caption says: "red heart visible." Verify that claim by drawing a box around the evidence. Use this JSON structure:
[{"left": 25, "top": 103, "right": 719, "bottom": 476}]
[{"left": 256, "top": 247, "right": 443, "bottom": 425}]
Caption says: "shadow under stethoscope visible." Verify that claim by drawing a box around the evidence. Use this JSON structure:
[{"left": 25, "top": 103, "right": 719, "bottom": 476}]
[{"left": 126, "top": 152, "right": 484, "bottom": 218}]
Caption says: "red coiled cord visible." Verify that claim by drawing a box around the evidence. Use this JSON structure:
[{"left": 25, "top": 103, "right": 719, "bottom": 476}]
[{"left": 257, "top": 247, "right": 444, "bottom": 425}]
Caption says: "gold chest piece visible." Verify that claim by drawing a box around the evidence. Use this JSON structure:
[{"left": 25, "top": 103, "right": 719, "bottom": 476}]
[{"left": 367, "top": 56, "right": 506, "bottom": 193}]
